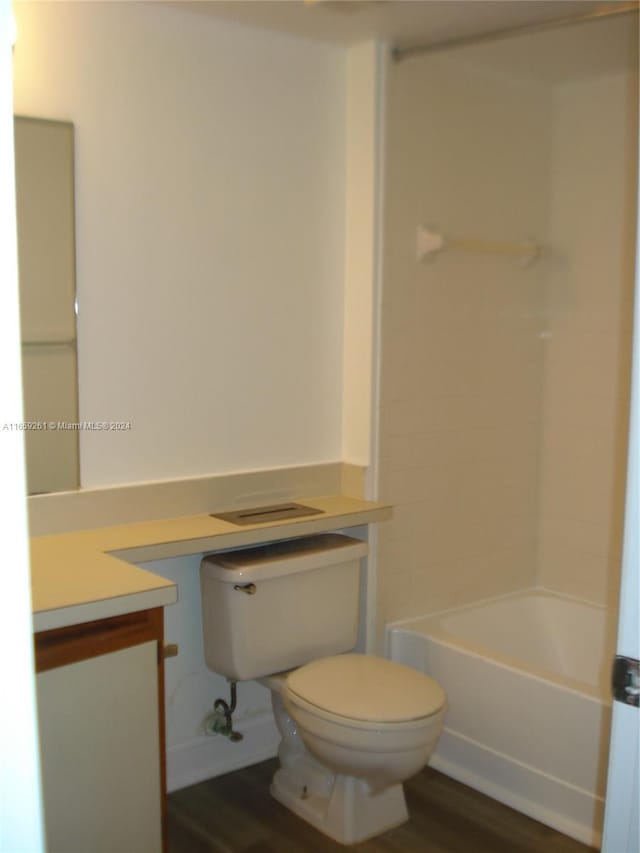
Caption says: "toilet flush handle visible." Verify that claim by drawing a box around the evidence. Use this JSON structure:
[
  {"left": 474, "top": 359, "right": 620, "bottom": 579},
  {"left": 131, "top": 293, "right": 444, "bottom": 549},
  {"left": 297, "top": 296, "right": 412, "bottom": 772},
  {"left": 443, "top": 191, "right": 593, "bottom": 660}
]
[{"left": 233, "top": 582, "right": 257, "bottom": 595}]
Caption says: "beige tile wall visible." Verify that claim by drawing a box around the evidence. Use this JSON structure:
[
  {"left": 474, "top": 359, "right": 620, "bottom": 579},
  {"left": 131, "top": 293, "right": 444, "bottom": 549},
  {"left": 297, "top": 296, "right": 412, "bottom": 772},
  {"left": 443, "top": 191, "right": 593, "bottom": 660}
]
[
  {"left": 537, "top": 72, "right": 638, "bottom": 608},
  {"left": 377, "top": 53, "right": 637, "bottom": 643},
  {"left": 376, "top": 55, "right": 551, "bottom": 640}
]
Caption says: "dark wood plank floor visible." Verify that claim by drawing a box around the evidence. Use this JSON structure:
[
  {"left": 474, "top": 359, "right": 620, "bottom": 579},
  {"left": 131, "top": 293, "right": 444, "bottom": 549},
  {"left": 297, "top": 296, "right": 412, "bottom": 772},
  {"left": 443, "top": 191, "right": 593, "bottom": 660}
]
[{"left": 167, "top": 759, "right": 595, "bottom": 853}]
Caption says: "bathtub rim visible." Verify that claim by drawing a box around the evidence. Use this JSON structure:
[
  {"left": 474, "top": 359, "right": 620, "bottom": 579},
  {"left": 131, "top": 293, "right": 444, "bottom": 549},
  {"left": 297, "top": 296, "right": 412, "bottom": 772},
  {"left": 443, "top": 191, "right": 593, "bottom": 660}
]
[{"left": 385, "top": 585, "right": 613, "bottom": 705}]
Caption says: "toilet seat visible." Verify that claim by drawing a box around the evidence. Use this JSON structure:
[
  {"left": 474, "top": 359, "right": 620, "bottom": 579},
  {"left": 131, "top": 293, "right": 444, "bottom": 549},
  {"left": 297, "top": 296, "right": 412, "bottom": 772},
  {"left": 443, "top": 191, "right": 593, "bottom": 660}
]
[{"left": 285, "top": 654, "right": 445, "bottom": 730}]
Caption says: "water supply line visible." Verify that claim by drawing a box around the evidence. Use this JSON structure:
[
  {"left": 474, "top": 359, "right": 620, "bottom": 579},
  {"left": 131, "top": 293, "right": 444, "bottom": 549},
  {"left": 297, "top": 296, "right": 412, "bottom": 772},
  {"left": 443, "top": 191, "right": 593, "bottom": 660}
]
[{"left": 205, "top": 681, "right": 244, "bottom": 742}]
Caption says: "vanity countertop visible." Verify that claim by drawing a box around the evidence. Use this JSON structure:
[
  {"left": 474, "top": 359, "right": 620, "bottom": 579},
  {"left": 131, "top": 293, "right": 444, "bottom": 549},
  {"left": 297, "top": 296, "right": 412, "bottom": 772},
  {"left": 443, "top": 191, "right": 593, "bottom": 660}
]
[{"left": 31, "top": 495, "right": 391, "bottom": 633}]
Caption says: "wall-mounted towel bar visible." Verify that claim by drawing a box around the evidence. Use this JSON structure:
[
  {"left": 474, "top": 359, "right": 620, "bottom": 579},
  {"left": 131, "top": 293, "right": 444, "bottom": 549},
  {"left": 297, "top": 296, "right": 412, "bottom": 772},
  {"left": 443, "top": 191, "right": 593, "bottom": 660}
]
[
  {"left": 417, "top": 225, "right": 540, "bottom": 267},
  {"left": 22, "top": 338, "right": 77, "bottom": 348}
]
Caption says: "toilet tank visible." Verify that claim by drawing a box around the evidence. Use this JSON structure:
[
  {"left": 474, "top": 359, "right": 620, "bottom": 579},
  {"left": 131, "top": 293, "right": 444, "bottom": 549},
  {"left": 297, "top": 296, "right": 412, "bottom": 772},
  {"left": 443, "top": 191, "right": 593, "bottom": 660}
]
[{"left": 200, "top": 533, "right": 368, "bottom": 681}]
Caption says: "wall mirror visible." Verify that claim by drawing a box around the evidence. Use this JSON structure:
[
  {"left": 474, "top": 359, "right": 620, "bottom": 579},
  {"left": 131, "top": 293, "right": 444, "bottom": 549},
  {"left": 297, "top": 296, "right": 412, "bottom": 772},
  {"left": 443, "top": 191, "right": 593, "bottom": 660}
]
[{"left": 14, "top": 116, "right": 80, "bottom": 495}]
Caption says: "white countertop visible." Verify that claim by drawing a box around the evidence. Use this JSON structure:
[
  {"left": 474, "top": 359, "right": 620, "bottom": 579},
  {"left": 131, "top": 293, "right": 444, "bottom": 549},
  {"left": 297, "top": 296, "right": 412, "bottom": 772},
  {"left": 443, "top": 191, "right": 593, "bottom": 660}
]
[{"left": 31, "top": 495, "right": 391, "bottom": 632}]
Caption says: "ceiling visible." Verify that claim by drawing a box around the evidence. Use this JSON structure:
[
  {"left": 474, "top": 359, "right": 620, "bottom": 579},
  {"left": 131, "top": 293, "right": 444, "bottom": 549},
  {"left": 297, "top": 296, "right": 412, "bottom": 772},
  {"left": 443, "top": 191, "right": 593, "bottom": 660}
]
[{"left": 174, "top": 0, "right": 638, "bottom": 55}]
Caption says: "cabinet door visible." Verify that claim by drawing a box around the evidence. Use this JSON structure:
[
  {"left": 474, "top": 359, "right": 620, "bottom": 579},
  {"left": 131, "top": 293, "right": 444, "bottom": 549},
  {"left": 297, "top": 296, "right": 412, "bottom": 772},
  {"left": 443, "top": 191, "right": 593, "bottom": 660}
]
[{"left": 37, "top": 641, "right": 162, "bottom": 853}]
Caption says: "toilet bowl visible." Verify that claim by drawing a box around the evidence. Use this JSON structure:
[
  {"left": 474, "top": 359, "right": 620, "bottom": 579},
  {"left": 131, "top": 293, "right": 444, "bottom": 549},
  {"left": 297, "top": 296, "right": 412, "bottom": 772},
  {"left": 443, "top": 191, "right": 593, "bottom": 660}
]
[
  {"left": 264, "top": 654, "right": 446, "bottom": 844},
  {"left": 200, "top": 534, "right": 447, "bottom": 845}
]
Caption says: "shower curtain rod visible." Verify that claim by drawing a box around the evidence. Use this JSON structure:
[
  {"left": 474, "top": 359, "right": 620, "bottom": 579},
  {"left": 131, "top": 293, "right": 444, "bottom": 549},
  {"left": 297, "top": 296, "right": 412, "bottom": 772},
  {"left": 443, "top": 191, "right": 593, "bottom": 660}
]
[{"left": 391, "top": 1, "right": 639, "bottom": 63}]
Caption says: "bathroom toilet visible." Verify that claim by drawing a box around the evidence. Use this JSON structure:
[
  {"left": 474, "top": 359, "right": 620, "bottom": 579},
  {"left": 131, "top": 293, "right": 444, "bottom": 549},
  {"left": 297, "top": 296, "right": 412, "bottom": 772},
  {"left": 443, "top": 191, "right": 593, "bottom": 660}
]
[
  {"left": 266, "top": 655, "right": 445, "bottom": 843},
  {"left": 200, "top": 533, "right": 446, "bottom": 845}
]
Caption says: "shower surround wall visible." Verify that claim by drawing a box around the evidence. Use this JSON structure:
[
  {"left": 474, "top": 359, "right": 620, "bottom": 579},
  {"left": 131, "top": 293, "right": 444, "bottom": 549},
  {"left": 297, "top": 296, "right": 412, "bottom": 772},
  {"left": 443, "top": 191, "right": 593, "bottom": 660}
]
[
  {"left": 377, "top": 57, "right": 550, "bottom": 636},
  {"left": 377, "top": 33, "right": 637, "bottom": 638},
  {"left": 537, "top": 71, "right": 638, "bottom": 609}
]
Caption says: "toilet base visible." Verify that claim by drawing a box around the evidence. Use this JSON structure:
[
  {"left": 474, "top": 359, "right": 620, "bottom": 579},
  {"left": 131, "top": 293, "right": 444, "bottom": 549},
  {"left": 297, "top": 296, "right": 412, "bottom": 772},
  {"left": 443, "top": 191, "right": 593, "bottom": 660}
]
[{"left": 271, "top": 766, "right": 409, "bottom": 845}]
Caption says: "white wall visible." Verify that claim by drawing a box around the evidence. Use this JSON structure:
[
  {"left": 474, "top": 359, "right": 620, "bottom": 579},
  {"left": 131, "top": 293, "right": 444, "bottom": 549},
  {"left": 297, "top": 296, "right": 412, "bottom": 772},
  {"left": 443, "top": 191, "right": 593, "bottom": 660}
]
[{"left": 13, "top": 1, "right": 346, "bottom": 488}]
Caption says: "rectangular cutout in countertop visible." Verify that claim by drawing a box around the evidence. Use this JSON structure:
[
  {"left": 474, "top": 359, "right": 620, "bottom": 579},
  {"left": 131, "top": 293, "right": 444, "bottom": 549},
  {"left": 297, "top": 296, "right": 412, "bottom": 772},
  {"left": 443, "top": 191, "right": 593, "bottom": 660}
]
[{"left": 211, "top": 502, "right": 323, "bottom": 526}]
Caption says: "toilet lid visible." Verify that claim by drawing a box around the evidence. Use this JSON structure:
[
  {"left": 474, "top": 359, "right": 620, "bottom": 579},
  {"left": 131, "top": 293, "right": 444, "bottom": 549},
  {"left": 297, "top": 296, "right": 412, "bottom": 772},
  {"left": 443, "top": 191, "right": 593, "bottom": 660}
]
[{"left": 286, "top": 654, "right": 445, "bottom": 723}]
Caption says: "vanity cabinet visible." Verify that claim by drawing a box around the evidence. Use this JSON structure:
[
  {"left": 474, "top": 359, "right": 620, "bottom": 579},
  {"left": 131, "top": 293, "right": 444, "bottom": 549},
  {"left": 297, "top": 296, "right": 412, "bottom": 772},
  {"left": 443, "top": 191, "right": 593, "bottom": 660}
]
[{"left": 34, "top": 608, "right": 166, "bottom": 853}]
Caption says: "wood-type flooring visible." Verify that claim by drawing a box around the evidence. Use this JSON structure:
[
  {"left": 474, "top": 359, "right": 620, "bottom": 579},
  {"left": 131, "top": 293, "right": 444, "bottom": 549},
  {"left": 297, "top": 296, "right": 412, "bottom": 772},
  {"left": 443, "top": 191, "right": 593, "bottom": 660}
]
[{"left": 167, "top": 759, "right": 595, "bottom": 853}]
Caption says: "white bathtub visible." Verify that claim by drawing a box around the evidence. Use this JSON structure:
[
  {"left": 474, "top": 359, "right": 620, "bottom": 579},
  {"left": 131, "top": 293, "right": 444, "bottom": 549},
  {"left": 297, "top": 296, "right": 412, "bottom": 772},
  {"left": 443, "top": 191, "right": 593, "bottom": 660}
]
[{"left": 387, "top": 589, "right": 617, "bottom": 847}]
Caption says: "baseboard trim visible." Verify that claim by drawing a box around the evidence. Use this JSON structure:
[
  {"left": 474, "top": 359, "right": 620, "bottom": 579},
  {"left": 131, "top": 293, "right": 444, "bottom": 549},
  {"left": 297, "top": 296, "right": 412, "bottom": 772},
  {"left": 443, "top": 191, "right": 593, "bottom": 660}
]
[{"left": 167, "top": 714, "right": 280, "bottom": 793}]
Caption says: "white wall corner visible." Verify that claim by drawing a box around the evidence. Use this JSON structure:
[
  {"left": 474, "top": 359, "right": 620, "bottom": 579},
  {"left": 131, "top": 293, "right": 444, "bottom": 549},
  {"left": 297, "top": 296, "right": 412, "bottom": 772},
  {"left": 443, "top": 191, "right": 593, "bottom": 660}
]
[{"left": 342, "top": 39, "right": 386, "bottom": 474}]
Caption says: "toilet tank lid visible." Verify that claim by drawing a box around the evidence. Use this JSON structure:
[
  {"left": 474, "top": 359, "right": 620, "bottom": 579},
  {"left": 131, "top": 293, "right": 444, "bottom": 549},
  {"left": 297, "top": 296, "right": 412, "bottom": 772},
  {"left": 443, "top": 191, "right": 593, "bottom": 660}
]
[
  {"left": 286, "top": 654, "right": 445, "bottom": 723},
  {"left": 200, "top": 534, "right": 368, "bottom": 583}
]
